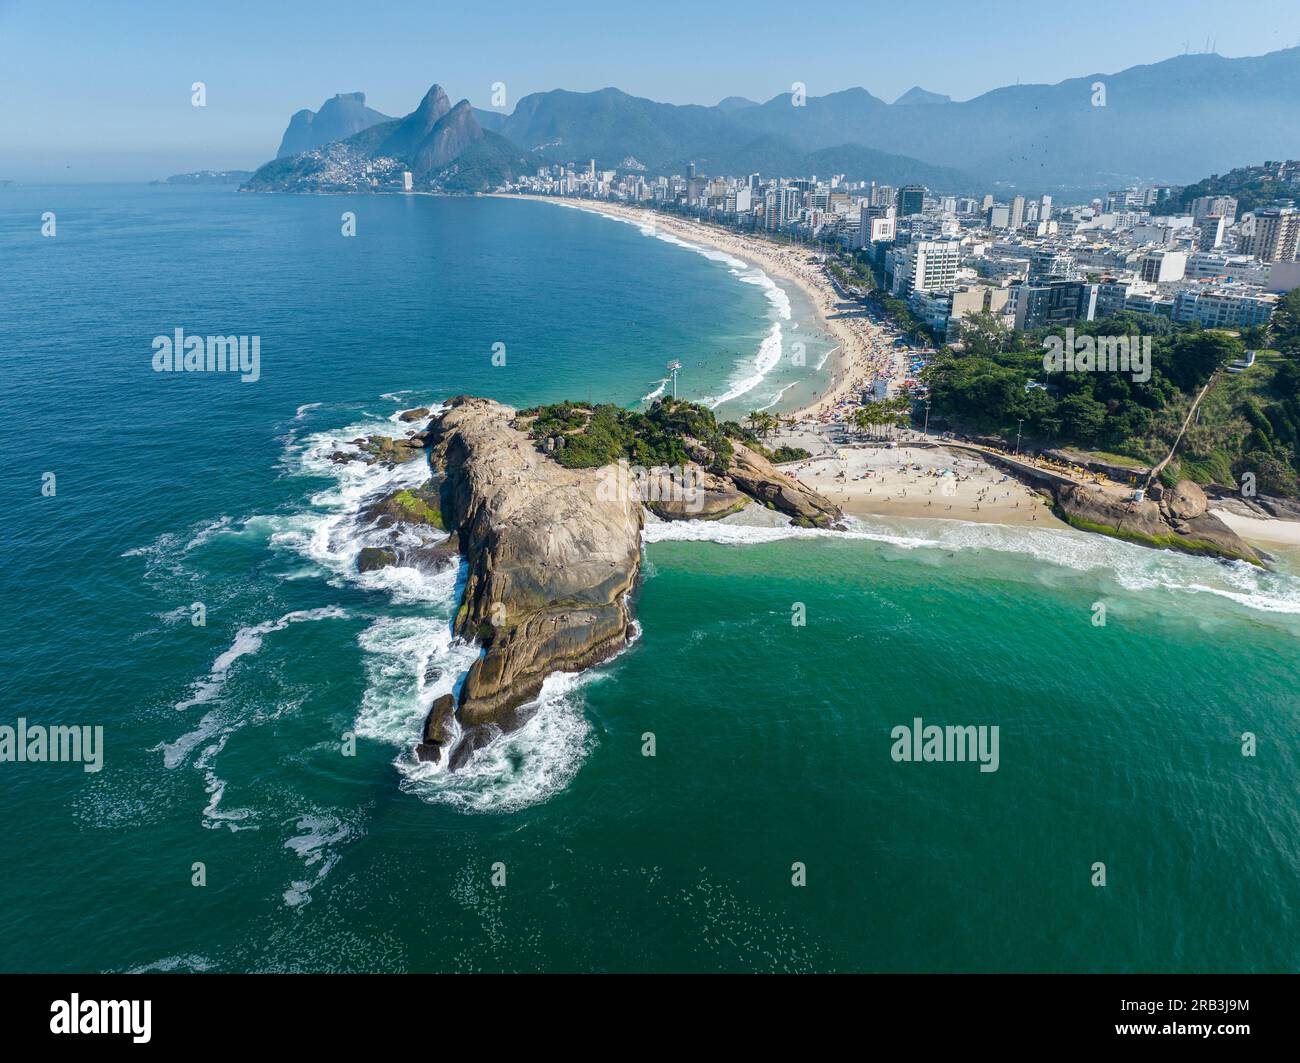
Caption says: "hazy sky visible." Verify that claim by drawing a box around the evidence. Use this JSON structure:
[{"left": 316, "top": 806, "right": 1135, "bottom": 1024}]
[{"left": 5, "top": 0, "right": 1300, "bottom": 180}]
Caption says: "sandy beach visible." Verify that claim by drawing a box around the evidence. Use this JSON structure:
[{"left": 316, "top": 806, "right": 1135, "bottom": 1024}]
[
  {"left": 775, "top": 432, "right": 1064, "bottom": 527},
  {"left": 502, "top": 194, "right": 910, "bottom": 421},
  {"left": 1211, "top": 508, "right": 1300, "bottom": 548},
  {"left": 505, "top": 194, "right": 1300, "bottom": 545}
]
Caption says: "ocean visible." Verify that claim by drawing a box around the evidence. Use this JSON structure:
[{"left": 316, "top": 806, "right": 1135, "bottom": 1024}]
[{"left": 0, "top": 184, "right": 1297, "bottom": 972}]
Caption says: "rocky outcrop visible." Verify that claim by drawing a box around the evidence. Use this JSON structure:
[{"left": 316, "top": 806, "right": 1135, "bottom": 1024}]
[
  {"left": 641, "top": 464, "right": 749, "bottom": 521},
  {"left": 355, "top": 480, "right": 460, "bottom": 574},
  {"left": 398, "top": 406, "right": 431, "bottom": 423},
  {"left": 359, "top": 434, "right": 426, "bottom": 466},
  {"left": 358, "top": 546, "right": 397, "bottom": 572},
  {"left": 1054, "top": 479, "right": 1261, "bottom": 565},
  {"left": 415, "top": 694, "right": 457, "bottom": 764},
  {"left": 362, "top": 480, "right": 446, "bottom": 530},
  {"left": 428, "top": 397, "right": 644, "bottom": 739},
  {"left": 726, "top": 442, "right": 840, "bottom": 527},
  {"left": 1208, "top": 488, "right": 1300, "bottom": 522}
]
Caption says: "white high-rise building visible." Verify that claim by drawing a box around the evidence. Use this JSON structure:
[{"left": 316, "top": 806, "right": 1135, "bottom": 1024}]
[
  {"left": 1198, "top": 215, "right": 1226, "bottom": 250},
  {"left": 858, "top": 204, "right": 896, "bottom": 248},
  {"left": 894, "top": 239, "right": 960, "bottom": 295},
  {"left": 1139, "top": 250, "right": 1188, "bottom": 283}
]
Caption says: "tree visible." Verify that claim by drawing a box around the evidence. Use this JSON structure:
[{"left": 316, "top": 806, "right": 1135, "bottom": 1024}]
[
  {"left": 1167, "top": 331, "right": 1241, "bottom": 391},
  {"left": 1270, "top": 289, "right": 1300, "bottom": 357},
  {"left": 959, "top": 311, "right": 1012, "bottom": 359},
  {"left": 1240, "top": 324, "right": 1270, "bottom": 350},
  {"left": 1057, "top": 393, "right": 1108, "bottom": 443}
]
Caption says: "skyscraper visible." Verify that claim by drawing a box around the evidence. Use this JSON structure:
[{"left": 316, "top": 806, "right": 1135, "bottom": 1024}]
[{"left": 896, "top": 185, "right": 926, "bottom": 217}]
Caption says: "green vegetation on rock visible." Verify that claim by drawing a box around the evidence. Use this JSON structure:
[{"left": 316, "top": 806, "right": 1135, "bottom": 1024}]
[
  {"left": 391, "top": 488, "right": 445, "bottom": 528},
  {"left": 520, "top": 397, "right": 736, "bottom": 473}
]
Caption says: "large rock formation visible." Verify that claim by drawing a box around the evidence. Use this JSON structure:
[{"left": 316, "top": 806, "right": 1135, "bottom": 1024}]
[
  {"left": 408, "top": 101, "right": 486, "bottom": 177},
  {"left": 428, "top": 397, "right": 644, "bottom": 736},
  {"left": 726, "top": 441, "right": 840, "bottom": 527},
  {"left": 1054, "top": 479, "right": 1261, "bottom": 565},
  {"left": 276, "top": 92, "right": 392, "bottom": 158},
  {"left": 376, "top": 86, "right": 454, "bottom": 163},
  {"left": 247, "top": 83, "right": 524, "bottom": 194},
  {"left": 643, "top": 464, "right": 749, "bottom": 521}
]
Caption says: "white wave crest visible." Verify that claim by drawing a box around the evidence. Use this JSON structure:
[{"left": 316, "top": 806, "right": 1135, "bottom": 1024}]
[{"left": 644, "top": 514, "right": 1300, "bottom": 619}]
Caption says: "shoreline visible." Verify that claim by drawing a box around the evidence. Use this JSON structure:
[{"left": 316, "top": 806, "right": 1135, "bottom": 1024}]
[
  {"left": 1211, "top": 507, "right": 1300, "bottom": 549},
  {"left": 497, "top": 193, "right": 905, "bottom": 420},
  {"left": 498, "top": 194, "right": 1300, "bottom": 548}
]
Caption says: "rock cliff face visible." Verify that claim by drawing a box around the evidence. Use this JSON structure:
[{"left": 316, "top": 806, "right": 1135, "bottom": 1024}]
[
  {"left": 376, "top": 85, "right": 454, "bottom": 163},
  {"left": 428, "top": 397, "right": 644, "bottom": 736},
  {"left": 726, "top": 442, "right": 840, "bottom": 527},
  {"left": 409, "top": 101, "right": 485, "bottom": 177},
  {"left": 1054, "top": 478, "right": 1261, "bottom": 565},
  {"left": 276, "top": 92, "right": 392, "bottom": 158}
]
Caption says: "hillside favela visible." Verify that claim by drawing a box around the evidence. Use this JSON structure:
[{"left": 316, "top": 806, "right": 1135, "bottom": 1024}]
[{"left": 1, "top": 1, "right": 1297, "bottom": 1043}]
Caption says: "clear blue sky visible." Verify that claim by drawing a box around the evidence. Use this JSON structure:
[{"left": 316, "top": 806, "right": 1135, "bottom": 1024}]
[{"left": 4, "top": 0, "right": 1300, "bottom": 180}]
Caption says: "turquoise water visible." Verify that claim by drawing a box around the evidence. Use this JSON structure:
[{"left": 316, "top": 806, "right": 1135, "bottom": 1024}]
[{"left": 1, "top": 186, "right": 1298, "bottom": 973}]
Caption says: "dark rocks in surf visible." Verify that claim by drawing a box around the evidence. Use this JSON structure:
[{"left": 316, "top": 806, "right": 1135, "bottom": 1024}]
[
  {"left": 358, "top": 546, "right": 398, "bottom": 572},
  {"left": 415, "top": 693, "right": 457, "bottom": 763},
  {"left": 362, "top": 479, "right": 447, "bottom": 530},
  {"left": 360, "top": 434, "right": 426, "bottom": 466}
]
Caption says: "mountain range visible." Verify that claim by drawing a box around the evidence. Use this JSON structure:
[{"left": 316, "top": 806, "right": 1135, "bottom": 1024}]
[
  {"left": 251, "top": 47, "right": 1300, "bottom": 196},
  {"left": 246, "top": 85, "right": 528, "bottom": 193}
]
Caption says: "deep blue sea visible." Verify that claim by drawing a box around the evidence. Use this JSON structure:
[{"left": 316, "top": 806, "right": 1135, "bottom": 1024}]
[{"left": 1, "top": 185, "right": 1298, "bottom": 972}]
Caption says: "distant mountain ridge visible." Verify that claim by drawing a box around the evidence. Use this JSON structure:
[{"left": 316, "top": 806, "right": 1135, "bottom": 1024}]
[
  {"left": 894, "top": 86, "right": 951, "bottom": 106},
  {"left": 489, "top": 47, "right": 1300, "bottom": 191},
  {"left": 490, "top": 86, "right": 974, "bottom": 188},
  {"left": 255, "top": 47, "right": 1300, "bottom": 194},
  {"left": 276, "top": 92, "right": 392, "bottom": 157}
]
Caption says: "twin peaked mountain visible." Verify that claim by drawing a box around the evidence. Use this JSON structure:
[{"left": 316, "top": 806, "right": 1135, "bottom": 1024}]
[
  {"left": 248, "top": 47, "right": 1300, "bottom": 195},
  {"left": 246, "top": 85, "right": 526, "bottom": 193}
]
